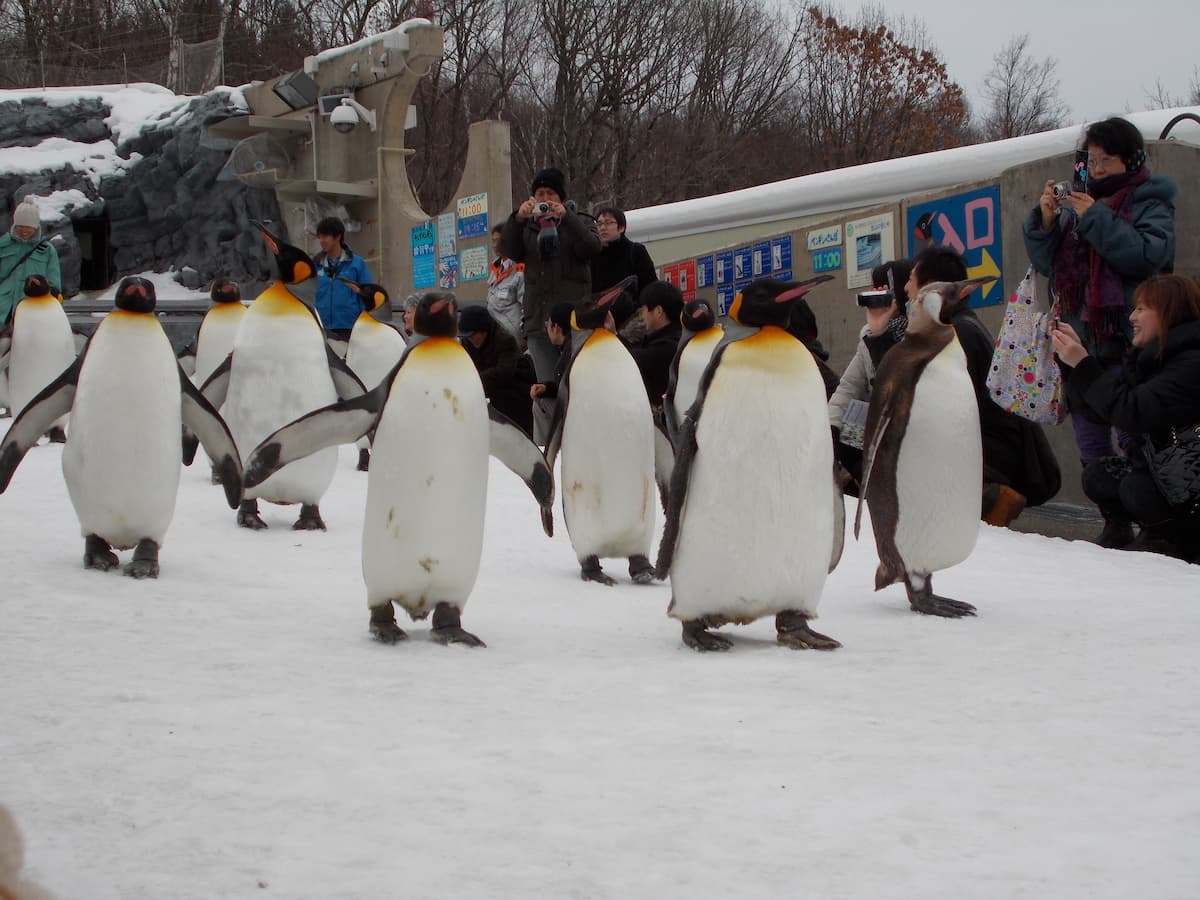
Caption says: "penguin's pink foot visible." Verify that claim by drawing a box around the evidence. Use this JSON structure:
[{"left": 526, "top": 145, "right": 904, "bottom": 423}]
[
  {"left": 83, "top": 534, "right": 119, "bottom": 572},
  {"left": 581, "top": 556, "right": 616, "bottom": 586},
  {"left": 905, "top": 576, "right": 976, "bottom": 618},
  {"left": 431, "top": 602, "right": 485, "bottom": 648},
  {"left": 682, "top": 619, "right": 733, "bottom": 652},
  {"left": 237, "top": 500, "right": 267, "bottom": 530},
  {"left": 292, "top": 504, "right": 326, "bottom": 531},
  {"left": 123, "top": 539, "right": 160, "bottom": 579},
  {"left": 369, "top": 604, "right": 408, "bottom": 644},
  {"left": 775, "top": 610, "right": 840, "bottom": 650}
]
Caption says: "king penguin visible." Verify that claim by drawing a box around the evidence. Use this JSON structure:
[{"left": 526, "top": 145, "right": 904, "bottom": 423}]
[
  {"left": 855, "top": 277, "right": 993, "bottom": 618},
  {"left": 200, "top": 223, "right": 365, "bottom": 530},
  {"left": 6, "top": 275, "right": 76, "bottom": 444},
  {"left": 544, "top": 283, "right": 664, "bottom": 586},
  {"left": 241, "top": 292, "right": 554, "bottom": 647},
  {"left": 656, "top": 276, "right": 844, "bottom": 652},
  {"left": 192, "top": 279, "right": 247, "bottom": 387},
  {"left": 663, "top": 298, "right": 723, "bottom": 449},
  {"left": 341, "top": 280, "right": 407, "bottom": 472},
  {"left": 0, "top": 277, "right": 243, "bottom": 577}
]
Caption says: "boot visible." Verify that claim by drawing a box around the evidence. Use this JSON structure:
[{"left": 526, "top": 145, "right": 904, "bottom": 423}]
[
  {"left": 1095, "top": 516, "right": 1135, "bottom": 549},
  {"left": 982, "top": 483, "right": 1027, "bottom": 527}
]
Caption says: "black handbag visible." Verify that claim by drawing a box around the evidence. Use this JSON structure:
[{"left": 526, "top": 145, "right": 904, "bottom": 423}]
[{"left": 1144, "top": 424, "right": 1200, "bottom": 509}]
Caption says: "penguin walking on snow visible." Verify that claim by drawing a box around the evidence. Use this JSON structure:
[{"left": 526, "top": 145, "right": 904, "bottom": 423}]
[
  {"left": 663, "top": 298, "right": 722, "bottom": 449},
  {"left": 656, "top": 276, "right": 843, "bottom": 652},
  {"left": 200, "top": 223, "right": 365, "bottom": 530},
  {"left": 0, "top": 277, "right": 243, "bottom": 577},
  {"left": 544, "top": 283, "right": 665, "bottom": 586},
  {"left": 5, "top": 275, "right": 75, "bottom": 444},
  {"left": 242, "top": 292, "right": 553, "bottom": 647},
  {"left": 192, "top": 280, "right": 247, "bottom": 387},
  {"left": 341, "top": 280, "right": 407, "bottom": 472},
  {"left": 855, "top": 278, "right": 993, "bottom": 618}
]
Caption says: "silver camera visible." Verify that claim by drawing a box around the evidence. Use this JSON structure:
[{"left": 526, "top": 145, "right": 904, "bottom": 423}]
[
  {"left": 532, "top": 201, "right": 551, "bottom": 215},
  {"left": 1051, "top": 181, "right": 1073, "bottom": 200}
]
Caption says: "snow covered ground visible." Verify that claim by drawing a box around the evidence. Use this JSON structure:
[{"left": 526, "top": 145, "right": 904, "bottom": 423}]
[{"left": 2, "top": 437, "right": 1198, "bottom": 899}]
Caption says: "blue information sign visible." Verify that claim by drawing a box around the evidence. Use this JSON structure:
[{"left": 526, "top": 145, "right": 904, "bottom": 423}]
[
  {"left": 733, "top": 249, "right": 752, "bottom": 282},
  {"left": 906, "top": 185, "right": 1004, "bottom": 307},
  {"left": 411, "top": 222, "right": 437, "bottom": 289},
  {"left": 715, "top": 251, "right": 734, "bottom": 286},
  {"left": 696, "top": 256, "right": 715, "bottom": 289},
  {"left": 771, "top": 236, "right": 792, "bottom": 273},
  {"left": 716, "top": 287, "right": 735, "bottom": 317},
  {"left": 751, "top": 242, "right": 772, "bottom": 277}
]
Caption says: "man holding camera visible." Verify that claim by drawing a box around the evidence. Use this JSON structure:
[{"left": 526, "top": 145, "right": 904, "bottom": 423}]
[{"left": 499, "top": 167, "right": 602, "bottom": 384}]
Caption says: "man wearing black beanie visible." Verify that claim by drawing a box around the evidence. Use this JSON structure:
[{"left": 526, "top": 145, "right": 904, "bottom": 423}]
[{"left": 499, "top": 167, "right": 602, "bottom": 399}]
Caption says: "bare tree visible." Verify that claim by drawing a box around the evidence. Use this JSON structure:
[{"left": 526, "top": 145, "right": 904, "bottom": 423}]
[{"left": 979, "top": 33, "right": 1068, "bottom": 139}]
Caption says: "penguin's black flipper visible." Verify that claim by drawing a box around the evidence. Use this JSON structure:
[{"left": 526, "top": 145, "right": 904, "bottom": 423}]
[
  {"left": 653, "top": 419, "right": 674, "bottom": 512},
  {"left": 244, "top": 387, "right": 385, "bottom": 489},
  {"left": 0, "top": 335, "right": 10, "bottom": 375},
  {"left": 199, "top": 354, "right": 232, "bottom": 408},
  {"left": 178, "top": 364, "right": 244, "bottom": 509},
  {"left": 830, "top": 465, "right": 846, "bottom": 573},
  {"left": 663, "top": 342, "right": 687, "bottom": 449},
  {"left": 655, "top": 339, "right": 735, "bottom": 579},
  {"left": 487, "top": 405, "right": 555, "bottom": 536},
  {"left": 854, "top": 413, "right": 891, "bottom": 540},
  {"left": 325, "top": 342, "right": 367, "bottom": 400},
  {"left": 0, "top": 355, "right": 80, "bottom": 492}
]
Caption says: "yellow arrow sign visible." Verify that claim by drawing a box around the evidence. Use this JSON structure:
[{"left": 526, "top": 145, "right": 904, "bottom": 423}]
[{"left": 968, "top": 248, "right": 1001, "bottom": 301}]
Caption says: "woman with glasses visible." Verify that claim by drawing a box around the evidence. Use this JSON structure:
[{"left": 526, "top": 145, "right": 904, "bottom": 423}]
[{"left": 1023, "top": 116, "right": 1178, "bottom": 546}]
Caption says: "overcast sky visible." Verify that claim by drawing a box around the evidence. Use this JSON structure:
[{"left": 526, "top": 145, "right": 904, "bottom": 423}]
[{"left": 848, "top": 0, "right": 1197, "bottom": 125}]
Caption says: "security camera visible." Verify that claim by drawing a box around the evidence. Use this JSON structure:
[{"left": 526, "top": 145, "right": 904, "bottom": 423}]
[
  {"left": 330, "top": 102, "right": 358, "bottom": 133},
  {"left": 329, "top": 97, "right": 377, "bottom": 134}
]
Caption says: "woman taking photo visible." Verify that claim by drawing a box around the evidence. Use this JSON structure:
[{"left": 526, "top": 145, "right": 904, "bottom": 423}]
[
  {"left": 1052, "top": 274, "right": 1200, "bottom": 560},
  {"left": 1024, "top": 117, "right": 1178, "bottom": 477}
]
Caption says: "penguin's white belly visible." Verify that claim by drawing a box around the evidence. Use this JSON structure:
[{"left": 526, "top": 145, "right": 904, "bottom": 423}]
[
  {"left": 225, "top": 309, "right": 337, "bottom": 504},
  {"left": 361, "top": 339, "right": 488, "bottom": 614},
  {"left": 346, "top": 319, "right": 407, "bottom": 449},
  {"left": 62, "top": 314, "right": 181, "bottom": 548},
  {"left": 10, "top": 300, "right": 75, "bottom": 427},
  {"left": 893, "top": 341, "right": 981, "bottom": 574},
  {"left": 561, "top": 333, "right": 655, "bottom": 560},
  {"left": 670, "top": 333, "right": 833, "bottom": 622},
  {"left": 675, "top": 330, "right": 722, "bottom": 420},
  {"left": 193, "top": 307, "right": 245, "bottom": 386}
]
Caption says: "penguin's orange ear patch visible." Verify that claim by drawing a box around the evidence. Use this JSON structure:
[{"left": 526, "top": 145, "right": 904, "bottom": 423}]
[
  {"left": 728, "top": 292, "right": 744, "bottom": 324},
  {"left": 294, "top": 261, "right": 313, "bottom": 282},
  {"left": 373, "top": 291, "right": 385, "bottom": 308},
  {"left": 570, "top": 311, "right": 580, "bottom": 331}
]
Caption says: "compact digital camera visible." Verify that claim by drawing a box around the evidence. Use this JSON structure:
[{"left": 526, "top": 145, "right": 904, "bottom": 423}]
[
  {"left": 1051, "top": 181, "right": 1073, "bottom": 200},
  {"left": 532, "top": 201, "right": 552, "bottom": 215}
]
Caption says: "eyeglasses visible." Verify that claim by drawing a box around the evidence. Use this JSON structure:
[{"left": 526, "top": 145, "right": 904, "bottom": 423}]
[
  {"left": 1087, "top": 153, "right": 1120, "bottom": 170},
  {"left": 596, "top": 218, "right": 618, "bottom": 226}
]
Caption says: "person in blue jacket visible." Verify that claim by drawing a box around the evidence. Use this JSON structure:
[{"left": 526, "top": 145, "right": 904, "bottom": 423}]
[{"left": 313, "top": 216, "right": 372, "bottom": 342}]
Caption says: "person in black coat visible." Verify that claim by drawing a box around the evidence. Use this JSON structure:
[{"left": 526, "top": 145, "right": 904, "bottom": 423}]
[
  {"left": 591, "top": 207, "right": 658, "bottom": 295},
  {"left": 626, "top": 281, "right": 683, "bottom": 411},
  {"left": 906, "top": 247, "right": 1062, "bottom": 525},
  {"left": 459, "top": 304, "right": 535, "bottom": 436},
  {"left": 1053, "top": 274, "right": 1200, "bottom": 558}
]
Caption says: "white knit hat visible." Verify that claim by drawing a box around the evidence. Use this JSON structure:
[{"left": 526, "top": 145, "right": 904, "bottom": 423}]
[{"left": 12, "top": 200, "right": 39, "bottom": 230}]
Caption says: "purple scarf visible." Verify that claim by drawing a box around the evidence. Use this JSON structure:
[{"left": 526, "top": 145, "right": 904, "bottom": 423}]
[{"left": 1053, "top": 167, "right": 1150, "bottom": 338}]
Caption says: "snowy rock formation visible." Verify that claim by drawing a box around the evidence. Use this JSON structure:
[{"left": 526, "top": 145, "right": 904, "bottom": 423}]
[{"left": 0, "top": 85, "right": 281, "bottom": 297}]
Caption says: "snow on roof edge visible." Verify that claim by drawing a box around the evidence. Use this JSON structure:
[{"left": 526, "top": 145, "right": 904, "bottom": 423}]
[{"left": 625, "top": 107, "right": 1200, "bottom": 243}]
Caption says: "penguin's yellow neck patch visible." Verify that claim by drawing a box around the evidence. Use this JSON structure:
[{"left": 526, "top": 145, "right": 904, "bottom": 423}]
[
  {"left": 584, "top": 329, "right": 619, "bottom": 348},
  {"left": 210, "top": 302, "right": 246, "bottom": 318},
  {"left": 728, "top": 325, "right": 810, "bottom": 375},
  {"left": 412, "top": 336, "right": 466, "bottom": 358},
  {"left": 252, "top": 281, "right": 309, "bottom": 317},
  {"left": 22, "top": 295, "right": 57, "bottom": 307}
]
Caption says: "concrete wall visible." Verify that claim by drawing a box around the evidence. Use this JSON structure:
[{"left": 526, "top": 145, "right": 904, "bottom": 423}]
[
  {"left": 642, "top": 139, "right": 1200, "bottom": 508},
  {"left": 226, "top": 22, "right": 512, "bottom": 311}
]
